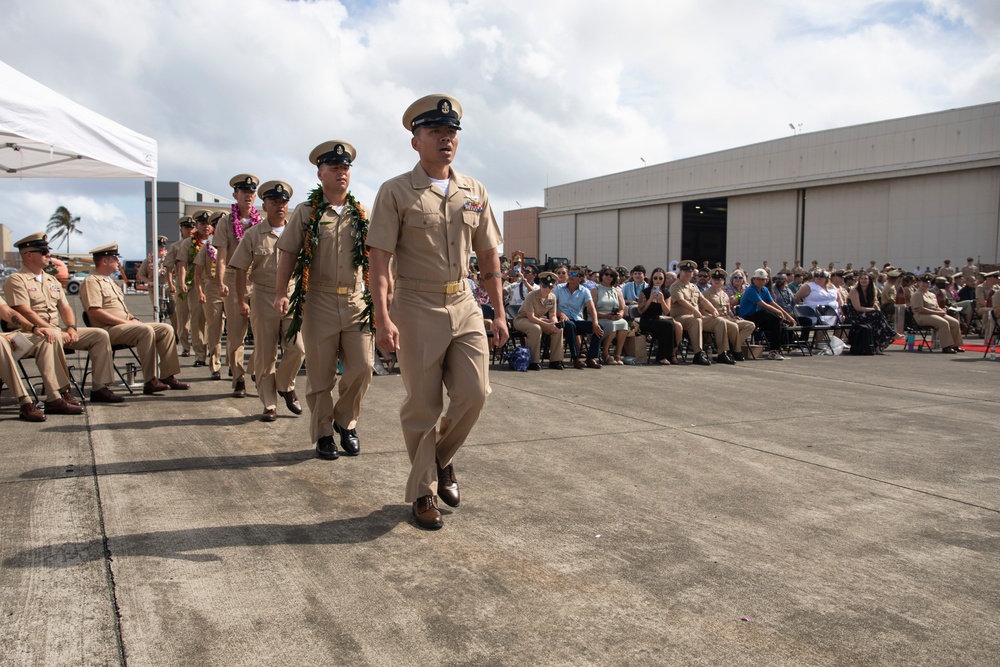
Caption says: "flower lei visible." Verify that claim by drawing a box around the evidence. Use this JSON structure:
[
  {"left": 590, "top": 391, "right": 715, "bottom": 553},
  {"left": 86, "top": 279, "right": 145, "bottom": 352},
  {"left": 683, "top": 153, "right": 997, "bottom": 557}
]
[
  {"left": 179, "top": 234, "right": 216, "bottom": 300},
  {"left": 231, "top": 203, "right": 262, "bottom": 243},
  {"left": 285, "top": 186, "right": 372, "bottom": 343}
]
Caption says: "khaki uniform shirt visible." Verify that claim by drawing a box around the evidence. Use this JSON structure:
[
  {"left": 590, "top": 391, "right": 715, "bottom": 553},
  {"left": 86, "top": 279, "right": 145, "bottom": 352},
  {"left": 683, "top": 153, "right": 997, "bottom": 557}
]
[
  {"left": 992, "top": 289, "right": 1000, "bottom": 310},
  {"left": 668, "top": 281, "right": 702, "bottom": 318},
  {"left": 367, "top": 163, "right": 502, "bottom": 283},
  {"left": 515, "top": 289, "right": 557, "bottom": 320},
  {"left": 213, "top": 212, "right": 260, "bottom": 282},
  {"left": 880, "top": 282, "right": 897, "bottom": 306},
  {"left": 703, "top": 288, "right": 736, "bottom": 320},
  {"left": 80, "top": 273, "right": 132, "bottom": 323},
  {"left": 276, "top": 199, "right": 369, "bottom": 295},
  {"left": 911, "top": 289, "right": 938, "bottom": 312},
  {"left": 229, "top": 223, "right": 292, "bottom": 296},
  {"left": 961, "top": 264, "right": 978, "bottom": 281},
  {"left": 194, "top": 243, "right": 219, "bottom": 282},
  {"left": 975, "top": 284, "right": 998, "bottom": 307},
  {"left": 137, "top": 256, "right": 168, "bottom": 290},
  {"left": 3, "top": 269, "right": 67, "bottom": 327}
]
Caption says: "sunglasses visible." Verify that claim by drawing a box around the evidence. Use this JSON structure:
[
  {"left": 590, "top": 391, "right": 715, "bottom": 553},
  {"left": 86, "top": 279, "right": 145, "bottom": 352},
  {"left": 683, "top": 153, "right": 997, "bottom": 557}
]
[
  {"left": 567, "top": 272, "right": 581, "bottom": 277},
  {"left": 556, "top": 271, "right": 567, "bottom": 275},
  {"left": 27, "top": 249, "right": 51, "bottom": 255}
]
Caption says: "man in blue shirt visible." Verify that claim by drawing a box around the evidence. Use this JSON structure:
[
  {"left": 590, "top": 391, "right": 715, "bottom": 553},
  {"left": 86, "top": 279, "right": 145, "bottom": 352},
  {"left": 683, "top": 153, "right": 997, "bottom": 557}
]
[
  {"left": 555, "top": 266, "right": 604, "bottom": 368},
  {"left": 738, "top": 269, "right": 797, "bottom": 360}
]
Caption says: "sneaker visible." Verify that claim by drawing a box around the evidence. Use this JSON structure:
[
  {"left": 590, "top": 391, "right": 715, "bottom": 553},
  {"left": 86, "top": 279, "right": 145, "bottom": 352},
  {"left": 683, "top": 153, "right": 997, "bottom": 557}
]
[{"left": 767, "top": 350, "right": 785, "bottom": 361}]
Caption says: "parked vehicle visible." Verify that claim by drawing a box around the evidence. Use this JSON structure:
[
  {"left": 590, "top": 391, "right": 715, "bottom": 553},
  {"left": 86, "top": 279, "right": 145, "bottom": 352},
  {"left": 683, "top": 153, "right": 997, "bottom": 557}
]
[{"left": 66, "top": 271, "right": 90, "bottom": 295}]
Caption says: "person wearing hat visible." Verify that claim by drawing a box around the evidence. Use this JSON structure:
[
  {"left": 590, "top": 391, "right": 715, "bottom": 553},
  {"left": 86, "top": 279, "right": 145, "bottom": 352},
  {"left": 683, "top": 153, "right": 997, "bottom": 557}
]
[
  {"left": 80, "top": 243, "right": 190, "bottom": 394},
  {"left": 701, "top": 268, "right": 755, "bottom": 362},
  {"left": 881, "top": 270, "right": 901, "bottom": 315},
  {"left": 937, "top": 260, "right": 957, "bottom": 280},
  {"left": 771, "top": 272, "right": 796, "bottom": 316},
  {"left": 911, "top": 273, "right": 964, "bottom": 352},
  {"left": 176, "top": 210, "right": 215, "bottom": 369},
  {"left": 668, "top": 260, "right": 714, "bottom": 366},
  {"left": 1, "top": 296, "right": 69, "bottom": 420},
  {"left": 274, "top": 141, "right": 373, "bottom": 458},
  {"left": 163, "top": 216, "right": 195, "bottom": 355},
  {"left": 213, "top": 174, "right": 261, "bottom": 398},
  {"left": 194, "top": 211, "right": 228, "bottom": 380},
  {"left": 368, "top": 94, "right": 507, "bottom": 530},
  {"left": 738, "top": 268, "right": 796, "bottom": 360},
  {"left": 4, "top": 232, "right": 123, "bottom": 403},
  {"left": 230, "top": 180, "right": 305, "bottom": 422},
  {"left": 513, "top": 271, "right": 564, "bottom": 370},
  {"left": 136, "top": 235, "right": 171, "bottom": 311}
]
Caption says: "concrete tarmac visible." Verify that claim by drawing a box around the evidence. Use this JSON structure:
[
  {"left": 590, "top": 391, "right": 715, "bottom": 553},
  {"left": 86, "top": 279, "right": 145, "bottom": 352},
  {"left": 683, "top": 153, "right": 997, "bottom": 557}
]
[{"left": 1, "top": 295, "right": 998, "bottom": 666}]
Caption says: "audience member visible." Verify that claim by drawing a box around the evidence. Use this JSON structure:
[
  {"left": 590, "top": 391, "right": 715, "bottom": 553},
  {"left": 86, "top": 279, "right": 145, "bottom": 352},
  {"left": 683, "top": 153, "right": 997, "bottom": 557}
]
[
  {"left": 702, "top": 268, "right": 755, "bottom": 362},
  {"left": 592, "top": 268, "right": 628, "bottom": 365},
  {"left": 621, "top": 265, "right": 647, "bottom": 306},
  {"left": 669, "top": 260, "right": 714, "bottom": 366},
  {"left": 637, "top": 268, "right": 679, "bottom": 365},
  {"left": 911, "top": 274, "right": 965, "bottom": 353},
  {"left": 513, "top": 271, "right": 564, "bottom": 370},
  {"left": 554, "top": 266, "right": 604, "bottom": 369},
  {"left": 738, "top": 268, "right": 796, "bottom": 360},
  {"left": 845, "top": 272, "right": 897, "bottom": 353}
]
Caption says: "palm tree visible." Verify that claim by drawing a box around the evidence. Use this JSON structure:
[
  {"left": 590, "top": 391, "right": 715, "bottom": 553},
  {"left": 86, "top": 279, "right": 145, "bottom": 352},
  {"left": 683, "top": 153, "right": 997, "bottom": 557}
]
[{"left": 46, "top": 206, "right": 82, "bottom": 254}]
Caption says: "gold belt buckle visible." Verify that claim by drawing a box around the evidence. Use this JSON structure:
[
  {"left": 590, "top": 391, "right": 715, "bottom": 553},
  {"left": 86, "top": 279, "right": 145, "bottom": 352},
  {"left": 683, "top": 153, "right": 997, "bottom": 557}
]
[
  {"left": 336, "top": 286, "right": 350, "bottom": 295},
  {"left": 445, "top": 282, "right": 460, "bottom": 295}
]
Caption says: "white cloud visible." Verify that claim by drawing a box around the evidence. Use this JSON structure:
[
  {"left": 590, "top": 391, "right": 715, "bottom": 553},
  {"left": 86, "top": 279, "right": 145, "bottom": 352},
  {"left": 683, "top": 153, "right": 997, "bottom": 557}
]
[{"left": 1, "top": 0, "right": 998, "bottom": 259}]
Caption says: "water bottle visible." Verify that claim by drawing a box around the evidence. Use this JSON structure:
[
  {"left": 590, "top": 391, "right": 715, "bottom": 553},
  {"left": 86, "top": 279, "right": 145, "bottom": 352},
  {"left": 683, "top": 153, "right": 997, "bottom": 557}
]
[
  {"left": 991, "top": 347, "right": 996, "bottom": 361},
  {"left": 905, "top": 334, "right": 915, "bottom": 351}
]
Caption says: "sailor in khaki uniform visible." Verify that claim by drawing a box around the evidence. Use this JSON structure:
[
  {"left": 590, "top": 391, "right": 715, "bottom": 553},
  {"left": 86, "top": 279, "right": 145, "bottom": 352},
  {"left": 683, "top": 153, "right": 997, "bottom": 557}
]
[
  {"left": 4, "top": 232, "right": 123, "bottom": 403},
  {"left": 231, "top": 180, "right": 305, "bottom": 422},
  {"left": 368, "top": 94, "right": 508, "bottom": 530},
  {"left": 275, "top": 142, "right": 373, "bottom": 456},
  {"left": 694, "top": 269, "right": 735, "bottom": 365},
  {"left": 194, "top": 211, "right": 227, "bottom": 380},
  {"left": 163, "top": 216, "right": 194, "bottom": 355},
  {"left": 1, "top": 296, "right": 58, "bottom": 420},
  {"left": 213, "top": 174, "right": 260, "bottom": 398},
  {"left": 136, "top": 236, "right": 170, "bottom": 310},
  {"left": 80, "top": 243, "right": 189, "bottom": 395},
  {"left": 669, "top": 260, "right": 713, "bottom": 365},
  {"left": 702, "top": 268, "right": 755, "bottom": 361},
  {"left": 911, "top": 274, "right": 965, "bottom": 352},
  {"left": 975, "top": 272, "right": 999, "bottom": 336},
  {"left": 513, "top": 271, "right": 564, "bottom": 369},
  {"left": 176, "top": 211, "right": 213, "bottom": 366}
]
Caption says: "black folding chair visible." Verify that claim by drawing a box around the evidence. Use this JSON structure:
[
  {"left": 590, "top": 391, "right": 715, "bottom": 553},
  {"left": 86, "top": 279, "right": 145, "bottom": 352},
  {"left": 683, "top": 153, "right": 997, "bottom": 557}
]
[{"left": 81, "top": 312, "right": 143, "bottom": 394}]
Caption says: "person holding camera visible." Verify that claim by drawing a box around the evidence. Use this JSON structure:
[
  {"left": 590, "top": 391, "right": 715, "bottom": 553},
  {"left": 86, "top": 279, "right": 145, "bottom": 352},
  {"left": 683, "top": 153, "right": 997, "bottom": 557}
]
[{"left": 637, "top": 268, "right": 680, "bottom": 365}]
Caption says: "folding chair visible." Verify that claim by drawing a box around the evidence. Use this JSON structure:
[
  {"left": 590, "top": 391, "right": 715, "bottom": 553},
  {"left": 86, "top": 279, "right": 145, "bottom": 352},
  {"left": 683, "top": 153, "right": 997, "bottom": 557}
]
[
  {"left": 902, "top": 308, "right": 935, "bottom": 352},
  {"left": 80, "top": 312, "right": 143, "bottom": 394},
  {"left": 792, "top": 305, "right": 833, "bottom": 353},
  {"left": 983, "top": 310, "right": 998, "bottom": 359}
]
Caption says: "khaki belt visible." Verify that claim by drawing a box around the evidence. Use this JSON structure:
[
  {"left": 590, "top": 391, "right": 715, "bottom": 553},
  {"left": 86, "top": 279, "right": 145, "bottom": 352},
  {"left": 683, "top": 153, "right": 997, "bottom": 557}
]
[{"left": 396, "top": 278, "right": 465, "bottom": 294}]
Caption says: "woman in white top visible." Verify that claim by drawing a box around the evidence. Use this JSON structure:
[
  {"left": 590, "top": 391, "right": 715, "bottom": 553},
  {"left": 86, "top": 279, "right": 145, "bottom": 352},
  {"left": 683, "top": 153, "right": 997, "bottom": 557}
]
[{"left": 794, "top": 269, "right": 842, "bottom": 324}]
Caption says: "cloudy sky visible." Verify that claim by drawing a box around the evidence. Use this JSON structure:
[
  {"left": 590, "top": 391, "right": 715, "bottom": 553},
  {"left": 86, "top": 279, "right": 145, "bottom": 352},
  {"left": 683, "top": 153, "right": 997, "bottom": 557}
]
[{"left": 1, "top": 0, "right": 998, "bottom": 261}]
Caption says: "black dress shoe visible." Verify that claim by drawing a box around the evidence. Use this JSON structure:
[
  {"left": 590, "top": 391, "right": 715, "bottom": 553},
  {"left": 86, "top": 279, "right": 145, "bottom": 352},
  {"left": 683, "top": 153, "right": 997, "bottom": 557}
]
[
  {"left": 412, "top": 495, "right": 443, "bottom": 530},
  {"left": 527, "top": 362, "right": 542, "bottom": 371},
  {"left": 316, "top": 435, "right": 339, "bottom": 460},
  {"left": 90, "top": 386, "right": 125, "bottom": 403},
  {"left": 232, "top": 380, "right": 246, "bottom": 398},
  {"left": 211, "top": 371, "right": 222, "bottom": 380},
  {"left": 731, "top": 351, "right": 746, "bottom": 362},
  {"left": 181, "top": 349, "right": 190, "bottom": 358},
  {"left": 279, "top": 390, "right": 303, "bottom": 415},
  {"left": 692, "top": 351, "right": 712, "bottom": 366},
  {"left": 548, "top": 361, "right": 565, "bottom": 370},
  {"left": 437, "top": 462, "right": 461, "bottom": 508},
  {"left": 261, "top": 408, "right": 277, "bottom": 422},
  {"left": 193, "top": 359, "right": 206, "bottom": 367},
  {"left": 715, "top": 352, "right": 736, "bottom": 365},
  {"left": 334, "top": 422, "right": 360, "bottom": 456}
]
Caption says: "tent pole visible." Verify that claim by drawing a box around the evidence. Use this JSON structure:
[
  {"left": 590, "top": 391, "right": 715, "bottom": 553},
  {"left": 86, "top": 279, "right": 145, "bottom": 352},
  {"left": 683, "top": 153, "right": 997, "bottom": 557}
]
[{"left": 150, "top": 177, "right": 160, "bottom": 378}]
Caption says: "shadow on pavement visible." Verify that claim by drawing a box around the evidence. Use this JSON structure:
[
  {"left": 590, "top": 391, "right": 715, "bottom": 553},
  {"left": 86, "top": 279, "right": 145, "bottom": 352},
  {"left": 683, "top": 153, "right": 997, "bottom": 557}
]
[
  {"left": 20, "top": 449, "right": 317, "bottom": 480},
  {"left": 3, "top": 504, "right": 406, "bottom": 567}
]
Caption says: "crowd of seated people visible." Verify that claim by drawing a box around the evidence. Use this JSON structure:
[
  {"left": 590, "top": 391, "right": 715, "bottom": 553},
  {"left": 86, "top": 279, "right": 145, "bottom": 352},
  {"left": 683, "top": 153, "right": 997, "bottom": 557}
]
[{"left": 483, "top": 253, "right": 1000, "bottom": 369}]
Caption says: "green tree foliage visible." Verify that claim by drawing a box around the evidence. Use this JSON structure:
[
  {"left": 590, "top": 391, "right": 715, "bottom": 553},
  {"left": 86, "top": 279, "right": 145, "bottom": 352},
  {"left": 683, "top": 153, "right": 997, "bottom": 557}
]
[{"left": 46, "top": 206, "right": 82, "bottom": 254}]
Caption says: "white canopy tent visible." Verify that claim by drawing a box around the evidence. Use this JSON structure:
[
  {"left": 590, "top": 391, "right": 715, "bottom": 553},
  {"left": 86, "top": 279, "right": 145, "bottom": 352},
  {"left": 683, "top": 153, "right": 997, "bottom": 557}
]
[{"left": 0, "top": 59, "right": 162, "bottom": 310}]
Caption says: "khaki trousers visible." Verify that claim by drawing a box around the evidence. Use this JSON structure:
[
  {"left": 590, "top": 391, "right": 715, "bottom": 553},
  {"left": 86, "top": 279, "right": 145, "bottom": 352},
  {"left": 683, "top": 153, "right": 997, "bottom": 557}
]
[
  {"left": 250, "top": 288, "right": 305, "bottom": 412},
  {"left": 674, "top": 314, "right": 704, "bottom": 352},
  {"left": 301, "top": 290, "right": 373, "bottom": 443},
  {"left": 13, "top": 333, "right": 72, "bottom": 401},
  {"left": 186, "top": 292, "right": 207, "bottom": 361},
  {"left": 223, "top": 272, "right": 251, "bottom": 386},
  {"left": 701, "top": 316, "right": 731, "bottom": 352},
  {"left": 513, "top": 317, "right": 564, "bottom": 363},
  {"left": 107, "top": 321, "right": 181, "bottom": 380},
  {"left": 1, "top": 334, "right": 29, "bottom": 404},
  {"left": 915, "top": 312, "right": 964, "bottom": 349},
  {"left": 728, "top": 319, "right": 756, "bottom": 351},
  {"left": 394, "top": 288, "right": 490, "bottom": 503},
  {"left": 66, "top": 327, "right": 114, "bottom": 391},
  {"left": 174, "top": 284, "right": 191, "bottom": 353},
  {"left": 202, "top": 286, "right": 225, "bottom": 373}
]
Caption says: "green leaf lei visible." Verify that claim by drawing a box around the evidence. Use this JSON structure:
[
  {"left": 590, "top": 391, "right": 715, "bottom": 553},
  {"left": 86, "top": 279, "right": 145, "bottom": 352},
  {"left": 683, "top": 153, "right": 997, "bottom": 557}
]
[{"left": 285, "top": 186, "right": 373, "bottom": 343}]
